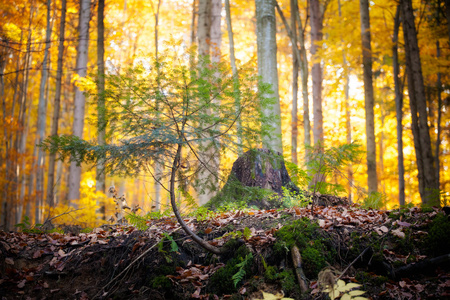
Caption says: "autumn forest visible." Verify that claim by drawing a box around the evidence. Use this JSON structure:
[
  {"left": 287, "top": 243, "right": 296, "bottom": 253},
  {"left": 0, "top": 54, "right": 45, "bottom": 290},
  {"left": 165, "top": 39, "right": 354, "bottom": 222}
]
[{"left": 1, "top": 0, "right": 449, "bottom": 232}]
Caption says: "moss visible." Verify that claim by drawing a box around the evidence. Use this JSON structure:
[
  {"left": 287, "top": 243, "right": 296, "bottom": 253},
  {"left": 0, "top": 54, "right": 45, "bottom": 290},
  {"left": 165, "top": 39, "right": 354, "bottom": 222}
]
[
  {"left": 274, "top": 218, "right": 335, "bottom": 279},
  {"left": 426, "top": 213, "right": 450, "bottom": 256},
  {"left": 207, "top": 245, "right": 253, "bottom": 295},
  {"left": 151, "top": 275, "right": 172, "bottom": 290}
]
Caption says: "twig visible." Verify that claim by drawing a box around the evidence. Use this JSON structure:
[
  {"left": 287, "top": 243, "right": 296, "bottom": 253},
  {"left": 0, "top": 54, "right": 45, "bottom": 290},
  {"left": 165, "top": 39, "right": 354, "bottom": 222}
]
[{"left": 93, "top": 226, "right": 182, "bottom": 299}]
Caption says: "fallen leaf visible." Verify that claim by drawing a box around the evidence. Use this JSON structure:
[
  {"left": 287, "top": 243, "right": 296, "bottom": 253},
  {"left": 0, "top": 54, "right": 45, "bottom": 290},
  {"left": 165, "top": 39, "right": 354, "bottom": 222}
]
[
  {"left": 5, "top": 257, "right": 14, "bottom": 265},
  {"left": 392, "top": 228, "right": 405, "bottom": 239},
  {"left": 17, "top": 279, "right": 26, "bottom": 288}
]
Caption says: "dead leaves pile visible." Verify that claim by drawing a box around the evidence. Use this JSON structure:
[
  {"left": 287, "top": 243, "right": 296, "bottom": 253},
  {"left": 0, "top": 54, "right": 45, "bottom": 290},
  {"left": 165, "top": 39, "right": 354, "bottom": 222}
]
[{"left": 1, "top": 204, "right": 449, "bottom": 299}]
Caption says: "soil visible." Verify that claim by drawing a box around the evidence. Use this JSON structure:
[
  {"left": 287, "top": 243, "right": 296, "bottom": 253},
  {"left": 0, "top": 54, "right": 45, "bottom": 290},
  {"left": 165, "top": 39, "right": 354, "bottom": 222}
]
[{"left": 1, "top": 202, "right": 450, "bottom": 299}]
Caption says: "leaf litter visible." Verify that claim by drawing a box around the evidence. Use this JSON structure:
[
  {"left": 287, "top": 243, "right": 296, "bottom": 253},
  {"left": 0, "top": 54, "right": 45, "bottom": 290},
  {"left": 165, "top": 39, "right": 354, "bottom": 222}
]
[{"left": 0, "top": 203, "right": 449, "bottom": 299}]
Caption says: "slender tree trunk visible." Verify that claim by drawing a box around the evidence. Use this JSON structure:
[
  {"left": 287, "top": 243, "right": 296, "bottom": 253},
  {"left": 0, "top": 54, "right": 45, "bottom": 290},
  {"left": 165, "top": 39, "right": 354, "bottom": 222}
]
[
  {"left": 35, "top": 0, "right": 53, "bottom": 224},
  {"left": 256, "top": 0, "right": 283, "bottom": 153},
  {"left": 152, "top": 0, "right": 163, "bottom": 212},
  {"left": 359, "top": 0, "right": 378, "bottom": 194},
  {"left": 338, "top": 0, "right": 353, "bottom": 202},
  {"left": 310, "top": 0, "right": 324, "bottom": 144},
  {"left": 47, "top": 0, "right": 66, "bottom": 208},
  {"left": 393, "top": 5, "right": 405, "bottom": 206},
  {"left": 197, "top": 0, "right": 211, "bottom": 57},
  {"left": 96, "top": 0, "right": 106, "bottom": 218},
  {"left": 291, "top": 0, "right": 299, "bottom": 165},
  {"left": 225, "top": 0, "right": 243, "bottom": 155},
  {"left": 68, "top": 0, "right": 91, "bottom": 204},
  {"left": 435, "top": 40, "right": 442, "bottom": 191},
  {"left": 401, "top": 0, "right": 438, "bottom": 204}
]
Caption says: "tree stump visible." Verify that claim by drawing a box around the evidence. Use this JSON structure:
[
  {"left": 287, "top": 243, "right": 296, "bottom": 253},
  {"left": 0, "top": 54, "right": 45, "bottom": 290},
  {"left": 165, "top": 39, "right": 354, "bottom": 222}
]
[{"left": 206, "top": 149, "right": 300, "bottom": 210}]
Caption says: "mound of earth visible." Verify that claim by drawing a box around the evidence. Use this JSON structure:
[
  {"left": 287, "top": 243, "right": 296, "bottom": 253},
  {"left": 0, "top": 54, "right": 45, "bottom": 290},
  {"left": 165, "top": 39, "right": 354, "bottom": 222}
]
[{"left": 1, "top": 205, "right": 450, "bottom": 299}]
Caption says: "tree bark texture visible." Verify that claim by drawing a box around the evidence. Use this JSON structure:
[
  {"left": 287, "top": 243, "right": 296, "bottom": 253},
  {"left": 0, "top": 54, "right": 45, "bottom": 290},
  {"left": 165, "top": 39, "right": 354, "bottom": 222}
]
[
  {"left": 401, "top": 0, "right": 438, "bottom": 204},
  {"left": 359, "top": 0, "right": 378, "bottom": 194},
  {"left": 256, "top": 0, "right": 283, "bottom": 153},
  {"left": 47, "top": 0, "right": 67, "bottom": 208},
  {"left": 310, "top": 0, "right": 323, "bottom": 144},
  {"left": 392, "top": 5, "right": 405, "bottom": 206},
  {"left": 68, "top": 0, "right": 91, "bottom": 203}
]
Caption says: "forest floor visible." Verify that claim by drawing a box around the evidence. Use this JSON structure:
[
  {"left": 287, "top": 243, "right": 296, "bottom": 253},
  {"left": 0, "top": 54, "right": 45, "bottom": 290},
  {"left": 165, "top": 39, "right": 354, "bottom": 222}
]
[{"left": 1, "top": 200, "right": 450, "bottom": 300}]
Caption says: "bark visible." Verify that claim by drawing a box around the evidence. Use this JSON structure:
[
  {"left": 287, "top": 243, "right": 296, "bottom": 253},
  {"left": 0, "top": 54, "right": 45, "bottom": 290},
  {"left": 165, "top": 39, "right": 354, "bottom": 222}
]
[
  {"left": 197, "top": 0, "right": 211, "bottom": 57},
  {"left": 256, "top": 0, "right": 283, "bottom": 153},
  {"left": 310, "top": 0, "right": 324, "bottom": 144},
  {"left": 68, "top": 0, "right": 91, "bottom": 204},
  {"left": 152, "top": 0, "right": 163, "bottom": 212},
  {"left": 96, "top": 0, "right": 106, "bottom": 219},
  {"left": 294, "top": 1, "right": 311, "bottom": 160},
  {"left": 225, "top": 0, "right": 243, "bottom": 154},
  {"left": 274, "top": 1, "right": 300, "bottom": 164},
  {"left": 191, "top": 0, "right": 197, "bottom": 46},
  {"left": 36, "top": 0, "right": 52, "bottom": 224},
  {"left": 360, "top": 0, "right": 378, "bottom": 194},
  {"left": 393, "top": 5, "right": 405, "bottom": 206},
  {"left": 435, "top": 40, "right": 442, "bottom": 190},
  {"left": 446, "top": 0, "right": 450, "bottom": 43},
  {"left": 339, "top": 0, "right": 353, "bottom": 203},
  {"left": 47, "top": 0, "right": 67, "bottom": 208},
  {"left": 401, "top": 0, "right": 438, "bottom": 204}
]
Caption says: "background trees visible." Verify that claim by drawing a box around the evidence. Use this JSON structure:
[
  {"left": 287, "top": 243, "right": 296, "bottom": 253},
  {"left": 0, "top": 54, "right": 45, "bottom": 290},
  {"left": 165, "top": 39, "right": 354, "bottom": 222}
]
[{"left": 1, "top": 0, "right": 449, "bottom": 229}]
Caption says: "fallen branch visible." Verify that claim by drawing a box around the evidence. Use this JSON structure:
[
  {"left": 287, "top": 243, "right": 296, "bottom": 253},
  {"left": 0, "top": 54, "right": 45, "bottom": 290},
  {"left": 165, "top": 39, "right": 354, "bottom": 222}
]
[
  {"left": 393, "top": 253, "right": 450, "bottom": 279},
  {"left": 291, "top": 245, "right": 308, "bottom": 293}
]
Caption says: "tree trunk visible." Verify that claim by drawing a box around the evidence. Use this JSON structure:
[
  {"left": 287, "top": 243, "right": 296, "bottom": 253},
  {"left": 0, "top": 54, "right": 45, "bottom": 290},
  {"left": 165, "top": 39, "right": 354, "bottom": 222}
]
[
  {"left": 401, "top": 0, "right": 438, "bottom": 204},
  {"left": 225, "top": 0, "right": 243, "bottom": 155},
  {"left": 338, "top": 0, "right": 353, "bottom": 203},
  {"left": 96, "top": 0, "right": 106, "bottom": 218},
  {"left": 256, "top": 0, "right": 283, "bottom": 153},
  {"left": 197, "top": 0, "right": 211, "bottom": 57},
  {"left": 291, "top": 0, "right": 299, "bottom": 165},
  {"left": 36, "top": 0, "right": 52, "bottom": 224},
  {"left": 435, "top": 40, "right": 442, "bottom": 191},
  {"left": 67, "top": 0, "right": 91, "bottom": 204},
  {"left": 393, "top": 5, "right": 405, "bottom": 206},
  {"left": 291, "top": 1, "right": 311, "bottom": 161},
  {"left": 360, "top": 0, "right": 378, "bottom": 194},
  {"left": 47, "top": 0, "right": 66, "bottom": 208},
  {"left": 310, "top": 0, "right": 324, "bottom": 144}
]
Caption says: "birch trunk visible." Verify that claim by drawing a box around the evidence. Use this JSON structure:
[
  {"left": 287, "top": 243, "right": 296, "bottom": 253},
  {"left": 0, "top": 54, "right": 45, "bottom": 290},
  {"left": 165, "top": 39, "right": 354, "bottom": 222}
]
[
  {"left": 360, "top": 0, "right": 378, "bottom": 194},
  {"left": 256, "top": 0, "right": 283, "bottom": 154},
  {"left": 291, "top": 0, "right": 299, "bottom": 165},
  {"left": 67, "top": 0, "right": 91, "bottom": 204}
]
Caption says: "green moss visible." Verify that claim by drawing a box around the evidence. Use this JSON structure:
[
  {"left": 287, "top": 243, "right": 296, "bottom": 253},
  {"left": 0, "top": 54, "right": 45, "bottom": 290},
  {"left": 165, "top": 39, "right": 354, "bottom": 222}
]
[
  {"left": 279, "top": 269, "right": 297, "bottom": 293},
  {"left": 426, "top": 213, "right": 450, "bottom": 256},
  {"left": 151, "top": 275, "right": 172, "bottom": 290},
  {"left": 207, "top": 245, "right": 253, "bottom": 294},
  {"left": 274, "top": 218, "right": 335, "bottom": 278}
]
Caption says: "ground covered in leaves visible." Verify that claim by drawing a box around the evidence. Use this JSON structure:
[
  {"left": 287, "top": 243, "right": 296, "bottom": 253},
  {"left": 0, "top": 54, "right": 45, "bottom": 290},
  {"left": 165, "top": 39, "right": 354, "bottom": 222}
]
[{"left": 1, "top": 203, "right": 450, "bottom": 300}]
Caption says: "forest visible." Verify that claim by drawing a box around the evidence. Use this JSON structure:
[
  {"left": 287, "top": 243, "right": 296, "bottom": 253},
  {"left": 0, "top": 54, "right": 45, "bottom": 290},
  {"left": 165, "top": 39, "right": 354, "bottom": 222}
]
[{"left": 1, "top": 0, "right": 450, "bottom": 299}]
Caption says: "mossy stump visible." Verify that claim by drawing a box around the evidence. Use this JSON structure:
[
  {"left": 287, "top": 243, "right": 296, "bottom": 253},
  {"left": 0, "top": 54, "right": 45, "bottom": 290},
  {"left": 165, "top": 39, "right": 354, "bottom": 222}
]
[{"left": 206, "top": 149, "right": 300, "bottom": 210}]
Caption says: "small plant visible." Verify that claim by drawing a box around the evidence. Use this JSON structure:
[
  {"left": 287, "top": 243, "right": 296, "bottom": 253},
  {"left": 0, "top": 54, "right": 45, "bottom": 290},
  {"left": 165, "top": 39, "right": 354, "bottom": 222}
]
[
  {"left": 280, "top": 187, "right": 310, "bottom": 208},
  {"left": 15, "top": 216, "right": 44, "bottom": 234},
  {"left": 232, "top": 252, "right": 253, "bottom": 287},
  {"left": 322, "top": 279, "right": 368, "bottom": 300},
  {"left": 361, "top": 191, "right": 387, "bottom": 210},
  {"left": 157, "top": 233, "right": 179, "bottom": 263}
]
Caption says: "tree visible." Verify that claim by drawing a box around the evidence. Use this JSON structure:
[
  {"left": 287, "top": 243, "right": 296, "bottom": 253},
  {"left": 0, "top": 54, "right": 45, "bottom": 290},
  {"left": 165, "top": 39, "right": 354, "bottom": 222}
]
[
  {"left": 310, "top": 0, "right": 324, "bottom": 145},
  {"left": 392, "top": 5, "right": 405, "bottom": 206},
  {"left": 255, "top": 0, "right": 283, "bottom": 153},
  {"left": 67, "top": 0, "right": 91, "bottom": 204},
  {"left": 41, "top": 45, "right": 270, "bottom": 254},
  {"left": 36, "top": 0, "right": 52, "bottom": 223},
  {"left": 47, "top": 0, "right": 67, "bottom": 208},
  {"left": 401, "top": 0, "right": 438, "bottom": 204},
  {"left": 359, "top": 0, "right": 377, "bottom": 194},
  {"left": 224, "top": 0, "right": 243, "bottom": 154}
]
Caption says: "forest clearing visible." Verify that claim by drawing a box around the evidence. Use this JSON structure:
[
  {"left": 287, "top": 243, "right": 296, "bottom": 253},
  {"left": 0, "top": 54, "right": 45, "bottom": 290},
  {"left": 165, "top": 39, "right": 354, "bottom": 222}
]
[{"left": 1, "top": 0, "right": 450, "bottom": 298}]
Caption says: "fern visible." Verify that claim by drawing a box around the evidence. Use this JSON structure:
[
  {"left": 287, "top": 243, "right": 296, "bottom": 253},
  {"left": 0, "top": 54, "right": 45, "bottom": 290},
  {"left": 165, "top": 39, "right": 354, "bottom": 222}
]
[{"left": 232, "top": 253, "right": 253, "bottom": 287}]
